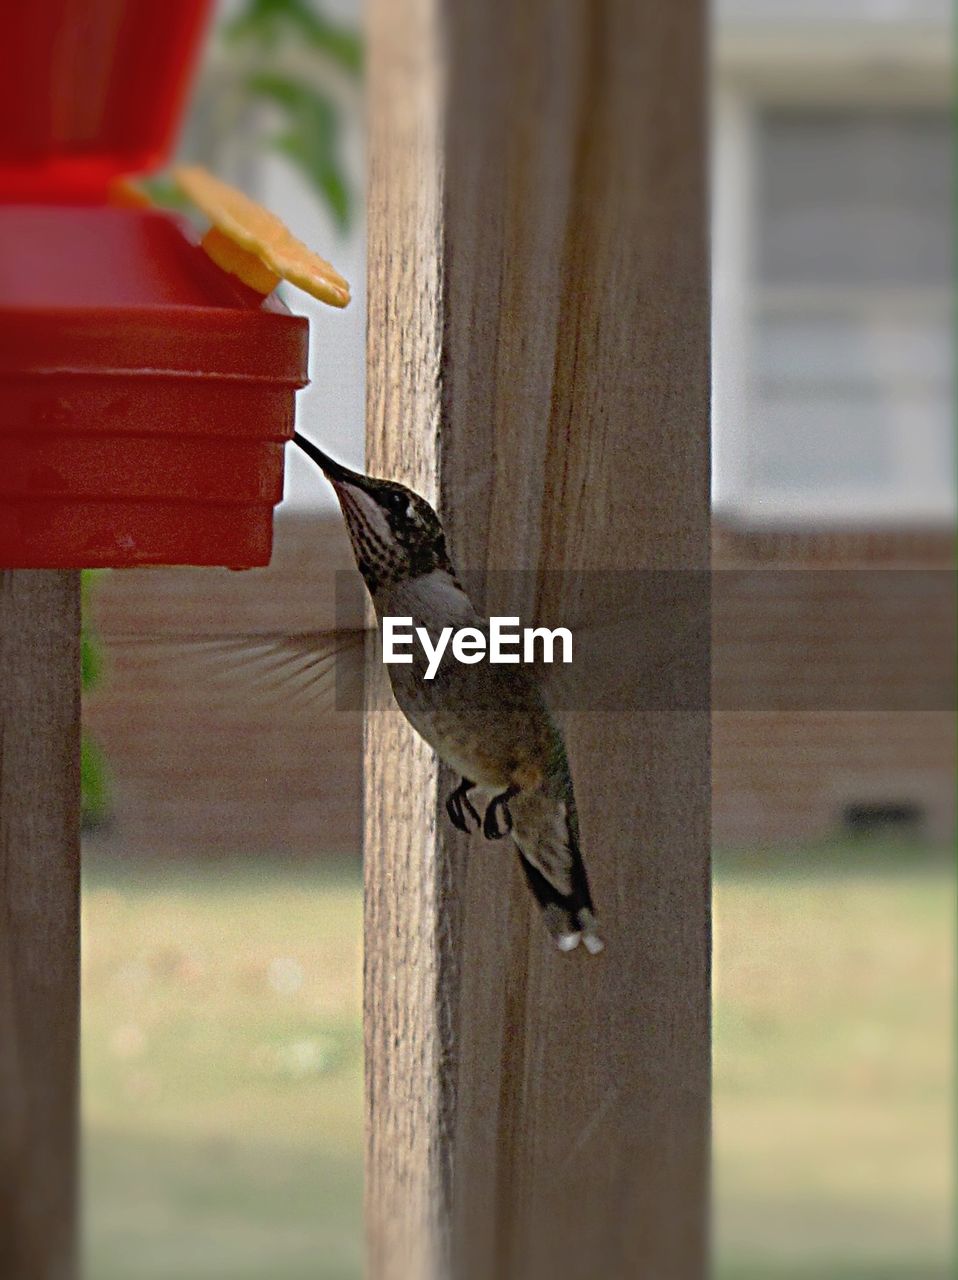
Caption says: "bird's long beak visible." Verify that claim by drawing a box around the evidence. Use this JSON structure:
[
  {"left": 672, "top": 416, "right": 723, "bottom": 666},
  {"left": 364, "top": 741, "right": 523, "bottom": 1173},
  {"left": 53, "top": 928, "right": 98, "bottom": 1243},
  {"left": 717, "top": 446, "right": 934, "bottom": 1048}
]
[
  {"left": 293, "top": 431, "right": 396, "bottom": 564},
  {"left": 292, "top": 431, "right": 369, "bottom": 489}
]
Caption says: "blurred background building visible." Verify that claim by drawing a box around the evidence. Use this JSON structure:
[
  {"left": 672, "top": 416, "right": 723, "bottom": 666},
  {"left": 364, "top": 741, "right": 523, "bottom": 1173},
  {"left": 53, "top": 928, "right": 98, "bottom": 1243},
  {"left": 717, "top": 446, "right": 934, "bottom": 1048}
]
[
  {"left": 88, "top": 0, "right": 955, "bottom": 856},
  {"left": 710, "top": 0, "right": 954, "bottom": 846},
  {"left": 713, "top": 0, "right": 952, "bottom": 524}
]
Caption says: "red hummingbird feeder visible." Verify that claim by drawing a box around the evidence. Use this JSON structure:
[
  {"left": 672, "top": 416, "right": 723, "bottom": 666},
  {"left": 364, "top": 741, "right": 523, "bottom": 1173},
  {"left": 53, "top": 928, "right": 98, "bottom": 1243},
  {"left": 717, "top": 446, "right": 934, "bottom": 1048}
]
[{"left": 0, "top": 0, "right": 313, "bottom": 568}]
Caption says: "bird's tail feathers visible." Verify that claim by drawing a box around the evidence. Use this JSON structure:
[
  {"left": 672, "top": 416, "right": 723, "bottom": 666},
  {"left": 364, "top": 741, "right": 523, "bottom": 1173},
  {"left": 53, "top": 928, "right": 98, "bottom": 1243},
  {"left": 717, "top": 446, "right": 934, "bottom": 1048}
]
[{"left": 518, "top": 855, "right": 604, "bottom": 955}]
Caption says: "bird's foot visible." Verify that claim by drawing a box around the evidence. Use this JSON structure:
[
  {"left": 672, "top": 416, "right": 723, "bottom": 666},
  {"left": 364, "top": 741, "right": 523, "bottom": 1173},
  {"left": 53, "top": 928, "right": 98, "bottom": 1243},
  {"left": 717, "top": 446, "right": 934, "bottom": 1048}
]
[
  {"left": 446, "top": 778, "right": 481, "bottom": 833},
  {"left": 483, "top": 785, "right": 519, "bottom": 840}
]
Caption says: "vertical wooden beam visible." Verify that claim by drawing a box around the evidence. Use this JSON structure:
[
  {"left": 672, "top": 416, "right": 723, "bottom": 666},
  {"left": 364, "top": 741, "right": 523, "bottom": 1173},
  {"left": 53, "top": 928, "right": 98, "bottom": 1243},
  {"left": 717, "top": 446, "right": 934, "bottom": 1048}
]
[
  {"left": 0, "top": 572, "right": 81, "bottom": 1279},
  {"left": 365, "top": 3, "right": 710, "bottom": 1278}
]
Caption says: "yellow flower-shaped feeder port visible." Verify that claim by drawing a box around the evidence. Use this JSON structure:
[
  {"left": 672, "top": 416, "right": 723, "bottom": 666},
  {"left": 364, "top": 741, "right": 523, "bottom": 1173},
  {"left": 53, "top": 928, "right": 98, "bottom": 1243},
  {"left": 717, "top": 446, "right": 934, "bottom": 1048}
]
[
  {"left": 174, "top": 167, "right": 351, "bottom": 307},
  {"left": 174, "top": 167, "right": 350, "bottom": 307},
  {"left": 110, "top": 167, "right": 350, "bottom": 307}
]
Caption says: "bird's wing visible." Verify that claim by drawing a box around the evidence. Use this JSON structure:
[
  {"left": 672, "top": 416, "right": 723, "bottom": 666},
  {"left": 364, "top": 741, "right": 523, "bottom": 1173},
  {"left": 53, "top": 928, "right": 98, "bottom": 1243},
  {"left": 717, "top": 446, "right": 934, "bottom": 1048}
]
[
  {"left": 508, "top": 785, "right": 578, "bottom": 896},
  {"left": 98, "top": 628, "right": 367, "bottom": 717},
  {"left": 539, "top": 588, "right": 708, "bottom": 716}
]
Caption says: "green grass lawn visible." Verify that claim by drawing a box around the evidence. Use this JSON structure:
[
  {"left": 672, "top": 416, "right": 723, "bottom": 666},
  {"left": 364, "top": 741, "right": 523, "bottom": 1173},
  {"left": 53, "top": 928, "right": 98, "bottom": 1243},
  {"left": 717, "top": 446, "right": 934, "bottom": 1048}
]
[
  {"left": 713, "top": 844, "right": 953, "bottom": 1280},
  {"left": 81, "top": 858, "right": 364, "bottom": 1280},
  {"left": 81, "top": 844, "right": 953, "bottom": 1279}
]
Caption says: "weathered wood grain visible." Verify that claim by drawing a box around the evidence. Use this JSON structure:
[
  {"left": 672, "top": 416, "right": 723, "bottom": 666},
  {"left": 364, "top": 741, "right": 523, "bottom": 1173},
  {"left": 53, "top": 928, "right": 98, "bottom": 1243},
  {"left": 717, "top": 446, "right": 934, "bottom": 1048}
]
[
  {"left": 0, "top": 572, "right": 81, "bottom": 1279},
  {"left": 365, "top": 3, "right": 710, "bottom": 1277}
]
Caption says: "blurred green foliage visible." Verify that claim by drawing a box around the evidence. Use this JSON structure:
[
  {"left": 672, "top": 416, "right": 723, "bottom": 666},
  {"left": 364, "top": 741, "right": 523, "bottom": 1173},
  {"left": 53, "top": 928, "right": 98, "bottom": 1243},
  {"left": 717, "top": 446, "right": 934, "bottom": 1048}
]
[
  {"left": 81, "top": 2, "right": 363, "bottom": 823},
  {"left": 224, "top": 0, "right": 361, "bottom": 230},
  {"left": 143, "top": 2, "right": 361, "bottom": 228},
  {"left": 225, "top": 0, "right": 362, "bottom": 75},
  {"left": 81, "top": 732, "right": 110, "bottom": 827},
  {"left": 81, "top": 570, "right": 110, "bottom": 827},
  {"left": 244, "top": 71, "right": 351, "bottom": 228}
]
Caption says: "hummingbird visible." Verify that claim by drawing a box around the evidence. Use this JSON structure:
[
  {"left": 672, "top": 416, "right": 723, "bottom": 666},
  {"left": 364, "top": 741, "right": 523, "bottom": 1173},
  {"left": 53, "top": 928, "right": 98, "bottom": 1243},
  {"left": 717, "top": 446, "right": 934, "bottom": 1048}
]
[{"left": 293, "top": 430, "right": 603, "bottom": 955}]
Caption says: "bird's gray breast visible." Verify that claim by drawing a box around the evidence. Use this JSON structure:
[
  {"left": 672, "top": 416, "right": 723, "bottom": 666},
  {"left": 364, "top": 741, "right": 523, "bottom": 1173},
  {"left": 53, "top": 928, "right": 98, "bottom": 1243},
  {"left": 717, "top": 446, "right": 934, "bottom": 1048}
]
[
  {"left": 374, "top": 569, "right": 487, "bottom": 723},
  {"left": 372, "top": 570, "right": 552, "bottom": 784}
]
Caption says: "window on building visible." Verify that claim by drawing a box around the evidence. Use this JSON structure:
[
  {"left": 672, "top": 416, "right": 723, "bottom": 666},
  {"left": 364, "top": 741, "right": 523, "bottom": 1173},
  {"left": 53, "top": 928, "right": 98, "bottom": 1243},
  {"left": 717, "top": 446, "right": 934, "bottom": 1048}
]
[{"left": 719, "top": 106, "right": 954, "bottom": 522}]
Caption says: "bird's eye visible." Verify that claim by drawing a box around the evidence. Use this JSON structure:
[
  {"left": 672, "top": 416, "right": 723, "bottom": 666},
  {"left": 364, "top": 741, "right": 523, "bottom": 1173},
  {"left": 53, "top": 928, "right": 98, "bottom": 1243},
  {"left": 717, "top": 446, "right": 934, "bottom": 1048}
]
[{"left": 387, "top": 491, "right": 408, "bottom": 514}]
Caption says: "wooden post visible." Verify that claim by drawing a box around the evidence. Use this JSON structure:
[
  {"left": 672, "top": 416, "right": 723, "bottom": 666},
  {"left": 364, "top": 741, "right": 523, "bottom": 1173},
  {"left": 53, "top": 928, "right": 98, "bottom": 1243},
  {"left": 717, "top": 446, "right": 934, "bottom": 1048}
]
[
  {"left": 365, "top": 3, "right": 710, "bottom": 1278},
  {"left": 0, "top": 572, "right": 81, "bottom": 1279}
]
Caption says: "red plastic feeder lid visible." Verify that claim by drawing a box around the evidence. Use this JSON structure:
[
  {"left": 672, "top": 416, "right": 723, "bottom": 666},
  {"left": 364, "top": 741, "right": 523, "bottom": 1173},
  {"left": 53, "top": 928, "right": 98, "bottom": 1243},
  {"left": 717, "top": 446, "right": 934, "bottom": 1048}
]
[
  {"left": 0, "top": 205, "right": 309, "bottom": 380},
  {"left": 0, "top": 0, "right": 317, "bottom": 570},
  {"left": 0, "top": 204, "right": 310, "bottom": 569},
  {"left": 0, "top": 0, "right": 213, "bottom": 203}
]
